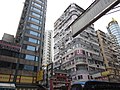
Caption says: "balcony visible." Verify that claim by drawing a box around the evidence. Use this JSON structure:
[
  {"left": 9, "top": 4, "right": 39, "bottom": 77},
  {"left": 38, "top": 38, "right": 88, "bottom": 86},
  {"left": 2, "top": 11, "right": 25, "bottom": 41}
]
[
  {"left": 65, "top": 64, "right": 75, "bottom": 70},
  {"left": 92, "top": 54, "right": 103, "bottom": 61},
  {"left": 18, "top": 70, "right": 36, "bottom": 76},
  {"left": 19, "top": 58, "right": 38, "bottom": 66},
  {"left": 21, "top": 49, "right": 39, "bottom": 56},
  {"left": 88, "top": 64, "right": 97, "bottom": 68},
  {"left": 75, "top": 59, "right": 87, "bottom": 65},
  {"left": 72, "top": 69, "right": 89, "bottom": 76},
  {"left": 76, "top": 69, "right": 89, "bottom": 75},
  {"left": 89, "top": 63, "right": 105, "bottom": 69},
  {"left": 0, "top": 68, "right": 14, "bottom": 75},
  {"left": 0, "top": 55, "right": 17, "bottom": 63}
]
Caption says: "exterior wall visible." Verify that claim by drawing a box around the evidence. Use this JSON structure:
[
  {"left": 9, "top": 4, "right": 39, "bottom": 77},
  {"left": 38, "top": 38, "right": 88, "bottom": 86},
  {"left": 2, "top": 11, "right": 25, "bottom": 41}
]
[{"left": 54, "top": 3, "right": 105, "bottom": 83}]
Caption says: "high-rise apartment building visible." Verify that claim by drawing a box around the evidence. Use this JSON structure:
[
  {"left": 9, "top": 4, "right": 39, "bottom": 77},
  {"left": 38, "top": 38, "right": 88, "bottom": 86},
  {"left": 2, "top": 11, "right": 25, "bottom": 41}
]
[
  {"left": 96, "top": 30, "right": 120, "bottom": 82},
  {"left": 107, "top": 18, "right": 120, "bottom": 62},
  {"left": 43, "top": 30, "right": 53, "bottom": 66},
  {"left": 107, "top": 18, "right": 120, "bottom": 45},
  {"left": 15, "top": 0, "right": 47, "bottom": 88},
  {"left": 42, "top": 30, "right": 53, "bottom": 86},
  {"left": 54, "top": 3, "right": 105, "bottom": 83}
]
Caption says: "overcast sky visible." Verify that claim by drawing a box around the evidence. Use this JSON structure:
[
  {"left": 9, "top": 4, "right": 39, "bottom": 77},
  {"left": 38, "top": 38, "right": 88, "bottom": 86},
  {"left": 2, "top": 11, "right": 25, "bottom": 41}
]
[{"left": 0, "top": 0, "right": 120, "bottom": 39}]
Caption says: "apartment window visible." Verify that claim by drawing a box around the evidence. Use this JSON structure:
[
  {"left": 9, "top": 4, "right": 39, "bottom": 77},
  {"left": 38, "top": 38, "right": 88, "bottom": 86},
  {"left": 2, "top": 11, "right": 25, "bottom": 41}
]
[
  {"left": 42, "top": 42, "right": 44, "bottom": 46},
  {"left": 28, "top": 37, "right": 37, "bottom": 43},
  {"left": 29, "top": 30, "right": 38, "bottom": 36},
  {"left": 91, "top": 76, "right": 93, "bottom": 79},
  {"left": 41, "top": 6, "right": 44, "bottom": 10},
  {"left": 37, "top": 40, "right": 41, "bottom": 44},
  {"left": 38, "top": 33, "right": 41, "bottom": 37},
  {"left": 24, "top": 65, "right": 34, "bottom": 71},
  {"left": 32, "top": 7, "right": 41, "bottom": 13},
  {"left": 39, "top": 26, "right": 42, "bottom": 31},
  {"left": 26, "top": 30, "right": 41, "bottom": 37},
  {"left": 0, "top": 49, "right": 19, "bottom": 58},
  {"left": 35, "top": 56, "right": 39, "bottom": 61},
  {"left": 39, "top": 21, "right": 42, "bottom": 24},
  {"left": 78, "top": 75, "right": 83, "bottom": 79},
  {"left": 27, "top": 45, "right": 36, "bottom": 51},
  {"left": 40, "top": 16, "right": 43, "bottom": 19},
  {"left": 31, "top": 12, "right": 40, "bottom": 18},
  {"left": 0, "top": 61, "right": 11, "bottom": 68},
  {"left": 88, "top": 75, "right": 90, "bottom": 79},
  {"left": 25, "top": 54, "right": 35, "bottom": 61},
  {"left": 30, "top": 24, "right": 39, "bottom": 30},
  {"left": 19, "top": 64, "right": 24, "bottom": 70},
  {"left": 12, "top": 63, "right": 17, "bottom": 69},
  {"left": 34, "top": 66, "right": 37, "bottom": 72},
  {"left": 28, "top": 37, "right": 40, "bottom": 44},
  {"left": 35, "top": 0, "right": 43, "bottom": 4},
  {"left": 29, "top": 17, "right": 40, "bottom": 23},
  {"left": 34, "top": 2, "right": 42, "bottom": 8}
]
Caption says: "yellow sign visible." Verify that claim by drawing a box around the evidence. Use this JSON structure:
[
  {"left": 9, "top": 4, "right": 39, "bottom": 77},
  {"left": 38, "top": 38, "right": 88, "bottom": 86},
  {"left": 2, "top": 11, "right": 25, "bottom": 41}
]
[
  {"left": 16, "top": 76, "right": 21, "bottom": 83},
  {"left": 37, "top": 70, "right": 44, "bottom": 81},
  {"left": 10, "top": 75, "right": 14, "bottom": 82},
  {"left": 20, "top": 76, "right": 33, "bottom": 83},
  {"left": 101, "top": 71, "right": 110, "bottom": 76},
  {"left": 0, "top": 74, "right": 10, "bottom": 82},
  {"left": 9, "top": 75, "right": 20, "bottom": 82},
  {"left": 0, "top": 74, "right": 34, "bottom": 83}
]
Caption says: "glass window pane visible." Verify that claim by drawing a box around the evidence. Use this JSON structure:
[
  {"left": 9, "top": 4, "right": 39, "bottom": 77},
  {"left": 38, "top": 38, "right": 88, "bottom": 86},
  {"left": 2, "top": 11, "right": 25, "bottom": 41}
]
[
  {"left": 36, "top": 56, "right": 39, "bottom": 61},
  {"left": 32, "top": 7, "right": 41, "bottom": 13},
  {"left": 31, "top": 18, "right": 40, "bottom": 23},
  {"left": 25, "top": 54, "right": 35, "bottom": 60},
  {"left": 38, "top": 33, "right": 41, "bottom": 37},
  {"left": 39, "top": 27, "right": 42, "bottom": 30},
  {"left": 31, "top": 12, "right": 40, "bottom": 18},
  {"left": 27, "top": 45, "right": 36, "bottom": 51},
  {"left": 30, "top": 24, "right": 39, "bottom": 30},
  {"left": 24, "top": 65, "right": 34, "bottom": 71},
  {"left": 37, "top": 40, "right": 41, "bottom": 44},
  {"left": 29, "top": 30, "right": 38, "bottom": 36},
  {"left": 34, "top": 3, "right": 42, "bottom": 8},
  {"left": 36, "top": 0, "right": 42, "bottom": 4},
  {"left": 39, "top": 21, "right": 42, "bottom": 24},
  {"left": 28, "top": 38, "right": 37, "bottom": 43}
]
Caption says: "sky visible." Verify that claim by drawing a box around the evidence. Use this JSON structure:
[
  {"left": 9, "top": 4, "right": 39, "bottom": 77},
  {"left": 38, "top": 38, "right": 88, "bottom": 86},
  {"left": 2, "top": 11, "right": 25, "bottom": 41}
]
[{"left": 0, "top": 0, "right": 120, "bottom": 39}]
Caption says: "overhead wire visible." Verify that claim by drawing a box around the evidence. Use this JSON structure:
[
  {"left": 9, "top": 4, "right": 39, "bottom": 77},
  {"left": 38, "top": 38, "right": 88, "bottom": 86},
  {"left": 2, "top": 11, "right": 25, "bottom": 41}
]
[
  {"left": 105, "top": 4, "right": 120, "bottom": 15},
  {"left": 106, "top": 9, "right": 120, "bottom": 15}
]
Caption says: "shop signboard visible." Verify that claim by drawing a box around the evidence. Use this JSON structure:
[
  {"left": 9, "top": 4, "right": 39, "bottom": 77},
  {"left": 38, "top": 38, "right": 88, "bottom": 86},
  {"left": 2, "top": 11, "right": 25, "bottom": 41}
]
[
  {"left": 37, "top": 70, "right": 44, "bottom": 81},
  {"left": 101, "top": 71, "right": 110, "bottom": 76},
  {"left": 20, "top": 76, "right": 33, "bottom": 83},
  {"left": 0, "top": 74, "right": 10, "bottom": 82}
]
